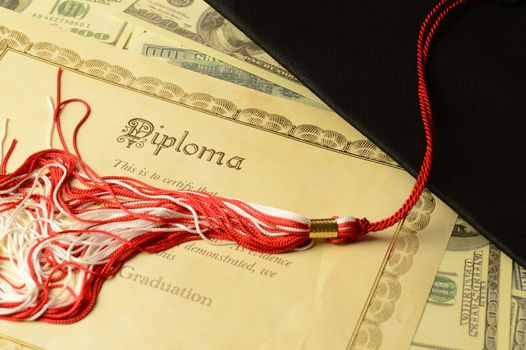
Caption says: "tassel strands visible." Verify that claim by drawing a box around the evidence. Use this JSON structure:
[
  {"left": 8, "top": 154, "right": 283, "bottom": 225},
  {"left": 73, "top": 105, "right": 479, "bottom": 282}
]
[
  {"left": 0, "top": 139, "right": 352, "bottom": 323},
  {"left": 0, "top": 70, "right": 365, "bottom": 323}
]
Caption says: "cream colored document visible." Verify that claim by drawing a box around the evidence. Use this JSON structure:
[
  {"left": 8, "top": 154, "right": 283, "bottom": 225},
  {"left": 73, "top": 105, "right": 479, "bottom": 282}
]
[{"left": 0, "top": 10, "right": 456, "bottom": 350}]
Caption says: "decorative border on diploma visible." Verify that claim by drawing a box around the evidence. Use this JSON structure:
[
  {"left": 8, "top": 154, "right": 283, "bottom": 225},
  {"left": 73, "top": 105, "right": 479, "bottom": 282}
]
[
  {"left": 0, "top": 26, "right": 432, "bottom": 350},
  {"left": 0, "top": 25, "right": 398, "bottom": 168},
  {"left": 350, "top": 190, "right": 434, "bottom": 350}
]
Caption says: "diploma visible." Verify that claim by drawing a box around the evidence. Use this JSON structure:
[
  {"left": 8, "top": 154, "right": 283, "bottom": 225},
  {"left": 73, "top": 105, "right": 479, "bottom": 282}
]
[{"left": 0, "top": 9, "right": 456, "bottom": 350}]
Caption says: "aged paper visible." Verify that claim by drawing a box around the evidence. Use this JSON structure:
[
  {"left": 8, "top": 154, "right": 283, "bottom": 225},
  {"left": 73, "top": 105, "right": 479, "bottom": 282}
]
[{"left": 0, "top": 10, "right": 456, "bottom": 350}]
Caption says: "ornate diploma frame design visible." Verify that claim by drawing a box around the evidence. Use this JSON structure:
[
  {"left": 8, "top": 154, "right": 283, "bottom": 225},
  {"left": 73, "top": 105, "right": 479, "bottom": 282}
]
[{"left": 0, "top": 26, "right": 435, "bottom": 350}]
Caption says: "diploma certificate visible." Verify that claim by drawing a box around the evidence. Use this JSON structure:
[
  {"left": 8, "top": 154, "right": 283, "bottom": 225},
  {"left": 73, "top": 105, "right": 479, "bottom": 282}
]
[{"left": 0, "top": 10, "right": 456, "bottom": 350}]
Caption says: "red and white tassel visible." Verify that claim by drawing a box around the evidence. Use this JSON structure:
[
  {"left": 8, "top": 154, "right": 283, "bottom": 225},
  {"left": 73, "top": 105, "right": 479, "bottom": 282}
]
[
  {"left": 0, "top": 83, "right": 367, "bottom": 322},
  {"left": 0, "top": 145, "right": 364, "bottom": 322}
]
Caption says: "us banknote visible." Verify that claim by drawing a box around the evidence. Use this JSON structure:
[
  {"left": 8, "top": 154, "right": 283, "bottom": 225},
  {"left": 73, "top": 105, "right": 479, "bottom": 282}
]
[
  {"left": 116, "top": 0, "right": 321, "bottom": 101},
  {"left": 129, "top": 32, "right": 328, "bottom": 110},
  {"left": 511, "top": 262, "right": 526, "bottom": 350},
  {"left": 411, "top": 217, "right": 513, "bottom": 350},
  {"left": 0, "top": 0, "right": 131, "bottom": 45}
]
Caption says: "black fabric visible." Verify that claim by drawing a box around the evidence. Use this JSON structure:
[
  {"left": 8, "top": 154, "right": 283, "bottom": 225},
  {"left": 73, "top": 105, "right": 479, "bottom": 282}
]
[{"left": 204, "top": 0, "right": 526, "bottom": 265}]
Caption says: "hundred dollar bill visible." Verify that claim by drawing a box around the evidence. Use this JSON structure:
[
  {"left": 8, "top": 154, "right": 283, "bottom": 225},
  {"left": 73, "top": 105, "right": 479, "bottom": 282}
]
[
  {"left": 411, "top": 217, "right": 513, "bottom": 350},
  {"left": 511, "top": 262, "right": 526, "bottom": 350},
  {"left": 116, "top": 0, "right": 322, "bottom": 101},
  {"left": 513, "top": 262, "right": 526, "bottom": 292},
  {"left": 0, "top": 0, "right": 131, "bottom": 45},
  {"left": 129, "top": 32, "right": 329, "bottom": 110}
]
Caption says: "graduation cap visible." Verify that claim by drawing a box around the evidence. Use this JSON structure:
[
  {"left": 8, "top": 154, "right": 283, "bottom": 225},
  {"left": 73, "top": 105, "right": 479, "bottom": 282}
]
[{"left": 204, "top": 0, "right": 526, "bottom": 265}]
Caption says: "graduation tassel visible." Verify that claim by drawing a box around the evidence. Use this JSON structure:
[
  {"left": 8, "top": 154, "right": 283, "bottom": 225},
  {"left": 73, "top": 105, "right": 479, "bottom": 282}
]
[{"left": 0, "top": 0, "right": 466, "bottom": 323}]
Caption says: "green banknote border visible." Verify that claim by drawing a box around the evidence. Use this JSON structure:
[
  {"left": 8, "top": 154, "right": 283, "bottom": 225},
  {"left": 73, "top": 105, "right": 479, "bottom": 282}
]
[{"left": 0, "top": 26, "right": 434, "bottom": 350}]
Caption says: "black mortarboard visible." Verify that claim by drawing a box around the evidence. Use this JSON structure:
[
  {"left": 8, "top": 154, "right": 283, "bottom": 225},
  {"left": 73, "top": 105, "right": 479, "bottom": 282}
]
[{"left": 204, "top": 0, "right": 526, "bottom": 265}]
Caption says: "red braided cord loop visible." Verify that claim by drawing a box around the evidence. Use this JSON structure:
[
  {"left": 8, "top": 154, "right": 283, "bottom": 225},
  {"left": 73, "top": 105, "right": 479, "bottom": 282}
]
[{"left": 339, "top": 0, "right": 470, "bottom": 239}]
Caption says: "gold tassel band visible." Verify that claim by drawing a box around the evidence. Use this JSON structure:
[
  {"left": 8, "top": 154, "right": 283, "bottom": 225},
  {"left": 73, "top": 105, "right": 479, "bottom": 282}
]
[{"left": 309, "top": 218, "right": 339, "bottom": 239}]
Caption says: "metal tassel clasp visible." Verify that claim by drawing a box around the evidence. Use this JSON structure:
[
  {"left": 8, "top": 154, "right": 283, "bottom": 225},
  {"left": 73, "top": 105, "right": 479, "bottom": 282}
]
[{"left": 309, "top": 218, "right": 339, "bottom": 239}]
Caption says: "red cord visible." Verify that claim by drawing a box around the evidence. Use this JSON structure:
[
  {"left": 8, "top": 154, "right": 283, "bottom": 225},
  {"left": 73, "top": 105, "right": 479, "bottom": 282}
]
[
  {"left": 362, "top": 0, "right": 469, "bottom": 233},
  {"left": 0, "top": 139, "right": 17, "bottom": 175}
]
